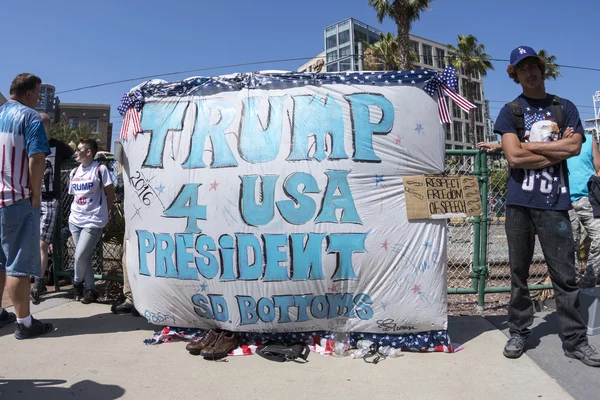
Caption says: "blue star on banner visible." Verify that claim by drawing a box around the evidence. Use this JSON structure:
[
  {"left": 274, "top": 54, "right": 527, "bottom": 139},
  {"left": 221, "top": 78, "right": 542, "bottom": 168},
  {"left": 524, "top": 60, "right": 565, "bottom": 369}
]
[
  {"left": 199, "top": 283, "right": 208, "bottom": 292},
  {"left": 415, "top": 124, "right": 424, "bottom": 134},
  {"left": 375, "top": 175, "right": 384, "bottom": 186},
  {"left": 154, "top": 183, "right": 165, "bottom": 194}
]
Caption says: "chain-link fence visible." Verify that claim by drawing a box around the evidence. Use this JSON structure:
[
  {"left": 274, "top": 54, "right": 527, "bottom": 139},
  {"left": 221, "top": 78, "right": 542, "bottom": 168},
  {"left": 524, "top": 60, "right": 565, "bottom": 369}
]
[
  {"left": 52, "top": 159, "right": 125, "bottom": 287},
  {"left": 445, "top": 149, "right": 554, "bottom": 310},
  {"left": 445, "top": 153, "right": 477, "bottom": 290},
  {"left": 49, "top": 151, "right": 554, "bottom": 310},
  {"left": 484, "top": 153, "right": 549, "bottom": 289}
]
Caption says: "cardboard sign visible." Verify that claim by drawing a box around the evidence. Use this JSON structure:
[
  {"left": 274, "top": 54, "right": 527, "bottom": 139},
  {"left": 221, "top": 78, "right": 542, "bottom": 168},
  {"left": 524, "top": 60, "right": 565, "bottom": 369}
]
[{"left": 403, "top": 175, "right": 482, "bottom": 220}]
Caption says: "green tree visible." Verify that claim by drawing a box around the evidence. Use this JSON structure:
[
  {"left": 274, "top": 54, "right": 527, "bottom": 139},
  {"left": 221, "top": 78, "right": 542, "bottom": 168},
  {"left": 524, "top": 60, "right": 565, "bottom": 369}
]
[
  {"left": 362, "top": 32, "right": 418, "bottom": 70},
  {"left": 537, "top": 49, "right": 562, "bottom": 80},
  {"left": 49, "top": 123, "right": 94, "bottom": 146},
  {"left": 368, "top": 0, "right": 434, "bottom": 70},
  {"left": 446, "top": 34, "right": 494, "bottom": 145}
]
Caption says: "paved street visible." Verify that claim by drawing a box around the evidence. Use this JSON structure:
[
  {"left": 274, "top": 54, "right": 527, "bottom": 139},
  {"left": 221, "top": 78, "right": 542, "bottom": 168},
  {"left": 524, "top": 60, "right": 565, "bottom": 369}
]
[{"left": 1, "top": 299, "right": 574, "bottom": 400}]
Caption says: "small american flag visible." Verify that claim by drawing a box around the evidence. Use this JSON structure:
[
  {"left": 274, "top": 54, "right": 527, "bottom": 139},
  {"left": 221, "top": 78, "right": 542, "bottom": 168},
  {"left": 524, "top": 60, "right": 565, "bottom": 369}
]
[{"left": 119, "top": 107, "right": 142, "bottom": 140}]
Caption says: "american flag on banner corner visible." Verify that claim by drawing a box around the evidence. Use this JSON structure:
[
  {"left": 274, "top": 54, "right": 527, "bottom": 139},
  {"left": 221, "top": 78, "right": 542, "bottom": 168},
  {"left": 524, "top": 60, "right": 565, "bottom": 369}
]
[{"left": 119, "top": 107, "right": 142, "bottom": 140}]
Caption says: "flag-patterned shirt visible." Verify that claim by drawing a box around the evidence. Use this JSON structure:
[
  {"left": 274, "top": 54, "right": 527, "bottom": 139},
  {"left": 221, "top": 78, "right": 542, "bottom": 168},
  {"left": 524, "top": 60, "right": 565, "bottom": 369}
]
[
  {"left": 0, "top": 100, "right": 51, "bottom": 208},
  {"left": 493, "top": 94, "right": 584, "bottom": 210}
]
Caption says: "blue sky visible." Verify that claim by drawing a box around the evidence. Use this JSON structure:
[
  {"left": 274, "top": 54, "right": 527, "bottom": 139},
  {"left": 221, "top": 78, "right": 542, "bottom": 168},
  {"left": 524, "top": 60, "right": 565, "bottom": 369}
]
[{"left": 1, "top": 0, "right": 598, "bottom": 146}]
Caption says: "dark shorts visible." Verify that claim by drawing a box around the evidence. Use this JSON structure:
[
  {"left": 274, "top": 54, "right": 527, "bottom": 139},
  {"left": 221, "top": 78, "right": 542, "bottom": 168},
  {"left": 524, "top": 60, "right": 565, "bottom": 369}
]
[{"left": 40, "top": 199, "right": 58, "bottom": 244}]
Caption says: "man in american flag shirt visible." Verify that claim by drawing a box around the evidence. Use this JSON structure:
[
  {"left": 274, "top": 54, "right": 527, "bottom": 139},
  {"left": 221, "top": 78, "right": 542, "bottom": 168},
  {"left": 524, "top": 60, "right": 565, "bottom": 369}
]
[{"left": 0, "top": 73, "right": 53, "bottom": 339}]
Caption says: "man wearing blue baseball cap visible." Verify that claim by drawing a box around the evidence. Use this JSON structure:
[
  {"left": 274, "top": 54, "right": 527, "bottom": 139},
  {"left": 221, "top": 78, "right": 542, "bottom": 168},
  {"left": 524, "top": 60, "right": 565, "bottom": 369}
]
[{"left": 491, "top": 46, "right": 600, "bottom": 367}]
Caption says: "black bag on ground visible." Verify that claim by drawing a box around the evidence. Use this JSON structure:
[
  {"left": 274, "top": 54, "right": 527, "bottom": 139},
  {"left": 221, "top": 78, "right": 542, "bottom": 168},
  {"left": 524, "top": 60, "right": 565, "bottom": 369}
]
[{"left": 255, "top": 342, "right": 310, "bottom": 363}]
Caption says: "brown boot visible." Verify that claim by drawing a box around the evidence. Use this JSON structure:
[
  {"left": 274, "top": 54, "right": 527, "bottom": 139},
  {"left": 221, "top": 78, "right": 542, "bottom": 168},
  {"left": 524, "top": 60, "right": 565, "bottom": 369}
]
[
  {"left": 200, "top": 332, "right": 238, "bottom": 360},
  {"left": 186, "top": 330, "right": 220, "bottom": 355}
]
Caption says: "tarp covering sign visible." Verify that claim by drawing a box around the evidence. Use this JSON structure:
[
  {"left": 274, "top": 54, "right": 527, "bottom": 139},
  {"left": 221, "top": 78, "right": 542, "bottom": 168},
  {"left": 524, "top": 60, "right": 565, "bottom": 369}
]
[{"left": 119, "top": 70, "right": 456, "bottom": 351}]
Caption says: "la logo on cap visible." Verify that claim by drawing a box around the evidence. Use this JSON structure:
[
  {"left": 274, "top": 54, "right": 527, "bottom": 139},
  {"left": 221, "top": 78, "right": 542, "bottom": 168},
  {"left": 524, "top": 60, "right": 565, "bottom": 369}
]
[{"left": 518, "top": 48, "right": 527, "bottom": 54}]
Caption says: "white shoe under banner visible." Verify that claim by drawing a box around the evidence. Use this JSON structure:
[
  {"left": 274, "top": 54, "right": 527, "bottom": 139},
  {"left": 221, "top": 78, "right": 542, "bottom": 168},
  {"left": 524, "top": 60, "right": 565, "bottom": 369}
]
[{"left": 117, "top": 67, "right": 476, "bottom": 353}]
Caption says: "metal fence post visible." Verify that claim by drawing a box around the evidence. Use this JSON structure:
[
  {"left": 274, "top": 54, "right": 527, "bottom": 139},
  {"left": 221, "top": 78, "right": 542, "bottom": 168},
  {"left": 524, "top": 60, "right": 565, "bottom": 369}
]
[
  {"left": 477, "top": 151, "right": 489, "bottom": 312},
  {"left": 471, "top": 153, "right": 481, "bottom": 293}
]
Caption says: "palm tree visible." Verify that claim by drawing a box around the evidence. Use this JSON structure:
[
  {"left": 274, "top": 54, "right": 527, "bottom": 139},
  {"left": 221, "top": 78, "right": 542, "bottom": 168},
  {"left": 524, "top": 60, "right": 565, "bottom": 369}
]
[
  {"left": 368, "top": 0, "right": 434, "bottom": 70},
  {"left": 49, "top": 122, "right": 95, "bottom": 144},
  {"left": 446, "top": 34, "right": 494, "bottom": 145},
  {"left": 537, "top": 49, "right": 562, "bottom": 80},
  {"left": 362, "top": 32, "right": 419, "bottom": 70}
]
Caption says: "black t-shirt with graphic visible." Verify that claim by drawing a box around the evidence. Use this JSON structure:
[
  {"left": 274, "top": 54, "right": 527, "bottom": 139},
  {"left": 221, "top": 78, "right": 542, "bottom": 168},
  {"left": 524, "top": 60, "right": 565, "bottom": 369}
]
[
  {"left": 493, "top": 94, "right": 585, "bottom": 210},
  {"left": 42, "top": 139, "right": 75, "bottom": 200}
]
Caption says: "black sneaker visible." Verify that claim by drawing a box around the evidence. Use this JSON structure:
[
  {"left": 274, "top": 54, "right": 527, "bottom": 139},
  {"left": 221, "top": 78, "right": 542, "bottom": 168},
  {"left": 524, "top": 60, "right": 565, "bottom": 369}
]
[
  {"left": 14, "top": 318, "right": 53, "bottom": 340},
  {"left": 565, "top": 344, "right": 600, "bottom": 367},
  {"left": 503, "top": 335, "right": 526, "bottom": 359},
  {"left": 73, "top": 283, "right": 84, "bottom": 301},
  {"left": 0, "top": 309, "right": 16, "bottom": 328},
  {"left": 30, "top": 288, "right": 41, "bottom": 305},
  {"left": 111, "top": 301, "right": 135, "bottom": 314},
  {"left": 81, "top": 289, "right": 98, "bottom": 304}
]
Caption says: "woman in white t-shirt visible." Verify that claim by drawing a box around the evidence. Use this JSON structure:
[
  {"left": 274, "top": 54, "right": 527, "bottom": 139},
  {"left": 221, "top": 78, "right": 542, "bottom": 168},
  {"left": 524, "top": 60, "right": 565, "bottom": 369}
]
[{"left": 68, "top": 139, "right": 116, "bottom": 304}]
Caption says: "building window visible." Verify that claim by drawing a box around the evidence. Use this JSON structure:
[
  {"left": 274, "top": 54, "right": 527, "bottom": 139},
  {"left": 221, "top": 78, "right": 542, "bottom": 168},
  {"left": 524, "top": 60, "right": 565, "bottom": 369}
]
[
  {"left": 89, "top": 118, "right": 99, "bottom": 133},
  {"left": 326, "top": 27, "right": 337, "bottom": 49},
  {"left": 475, "top": 104, "right": 483, "bottom": 123},
  {"left": 339, "top": 45, "right": 351, "bottom": 58},
  {"left": 476, "top": 125, "right": 484, "bottom": 142},
  {"left": 452, "top": 102, "right": 461, "bottom": 119},
  {"left": 422, "top": 44, "right": 433, "bottom": 66},
  {"left": 445, "top": 144, "right": 452, "bottom": 149},
  {"left": 327, "top": 63, "right": 338, "bottom": 72},
  {"left": 354, "top": 26, "right": 367, "bottom": 46},
  {"left": 474, "top": 82, "right": 482, "bottom": 101},
  {"left": 339, "top": 59, "right": 352, "bottom": 71},
  {"left": 326, "top": 50, "right": 337, "bottom": 63},
  {"left": 453, "top": 121, "right": 462, "bottom": 142},
  {"left": 410, "top": 40, "right": 420, "bottom": 58},
  {"left": 461, "top": 78, "right": 469, "bottom": 97},
  {"left": 445, "top": 123, "right": 452, "bottom": 141},
  {"left": 435, "top": 48, "right": 445, "bottom": 69},
  {"left": 69, "top": 117, "right": 79, "bottom": 128},
  {"left": 368, "top": 31, "right": 380, "bottom": 44},
  {"left": 339, "top": 29, "right": 350, "bottom": 45}
]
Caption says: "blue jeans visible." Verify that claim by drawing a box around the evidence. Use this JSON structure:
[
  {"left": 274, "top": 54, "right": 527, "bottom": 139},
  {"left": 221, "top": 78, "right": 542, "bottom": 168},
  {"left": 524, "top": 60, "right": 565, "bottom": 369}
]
[
  {"left": 0, "top": 199, "right": 41, "bottom": 277},
  {"left": 505, "top": 205, "right": 588, "bottom": 351},
  {"left": 69, "top": 223, "right": 103, "bottom": 290}
]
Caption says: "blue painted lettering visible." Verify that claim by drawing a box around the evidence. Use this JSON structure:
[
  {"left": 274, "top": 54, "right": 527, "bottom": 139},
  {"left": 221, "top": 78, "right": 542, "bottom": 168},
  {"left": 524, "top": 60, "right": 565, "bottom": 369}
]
[
  {"left": 316, "top": 170, "right": 361, "bottom": 223},
  {"left": 289, "top": 233, "right": 326, "bottom": 281},
  {"left": 237, "top": 234, "right": 263, "bottom": 280},
  {"left": 142, "top": 102, "right": 188, "bottom": 168},
  {"left": 344, "top": 93, "right": 394, "bottom": 162},
  {"left": 262, "top": 234, "right": 289, "bottom": 281},
  {"left": 276, "top": 172, "right": 320, "bottom": 225},
  {"left": 182, "top": 99, "right": 238, "bottom": 169},
  {"left": 328, "top": 233, "right": 367, "bottom": 280},
  {"left": 288, "top": 94, "right": 347, "bottom": 161},
  {"left": 239, "top": 175, "right": 278, "bottom": 226},
  {"left": 240, "top": 96, "right": 286, "bottom": 163}
]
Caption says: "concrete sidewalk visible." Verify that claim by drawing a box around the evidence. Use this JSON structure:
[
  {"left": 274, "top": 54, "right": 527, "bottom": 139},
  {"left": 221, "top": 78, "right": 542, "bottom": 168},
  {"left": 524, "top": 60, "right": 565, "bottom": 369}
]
[{"left": 0, "top": 300, "right": 572, "bottom": 400}]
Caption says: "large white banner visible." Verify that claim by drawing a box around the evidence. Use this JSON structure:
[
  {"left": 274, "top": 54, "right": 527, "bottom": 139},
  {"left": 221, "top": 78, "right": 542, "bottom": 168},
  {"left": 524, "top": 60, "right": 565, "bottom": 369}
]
[{"left": 121, "top": 74, "right": 448, "bottom": 341}]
